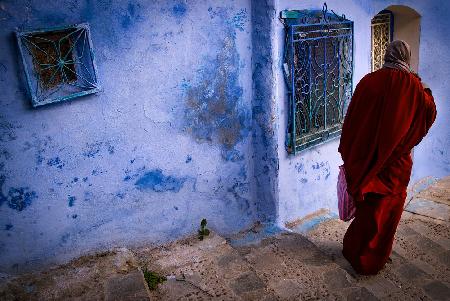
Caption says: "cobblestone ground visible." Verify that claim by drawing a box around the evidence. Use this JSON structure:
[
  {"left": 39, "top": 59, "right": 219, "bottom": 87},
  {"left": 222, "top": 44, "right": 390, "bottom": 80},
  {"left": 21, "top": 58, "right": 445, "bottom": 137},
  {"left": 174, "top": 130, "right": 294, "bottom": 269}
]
[{"left": 1, "top": 177, "right": 449, "bottom": 300}]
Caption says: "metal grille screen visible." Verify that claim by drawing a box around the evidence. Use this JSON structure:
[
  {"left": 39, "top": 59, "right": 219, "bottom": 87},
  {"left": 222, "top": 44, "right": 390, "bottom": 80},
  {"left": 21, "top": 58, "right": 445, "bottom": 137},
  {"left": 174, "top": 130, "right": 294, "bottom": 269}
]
[
  {"left": 371, "top": 12, "right": 393, "bottom": 72},
  {"left": 284, "top": 15, "right": 353, "bottom": 154}
]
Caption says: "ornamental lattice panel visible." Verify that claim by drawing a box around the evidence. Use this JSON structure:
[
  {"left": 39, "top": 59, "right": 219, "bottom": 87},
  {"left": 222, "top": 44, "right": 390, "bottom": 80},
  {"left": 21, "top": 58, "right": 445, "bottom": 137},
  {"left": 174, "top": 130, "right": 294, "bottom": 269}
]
[
  {"left": 281, "top": 4, "right": 354, "bottom": 154},
  {"left": 371, "top": 12, "right": 393, "bottom": 72},
  {"left": 16, "top": 23, "right": 101, "bottom": 107}
]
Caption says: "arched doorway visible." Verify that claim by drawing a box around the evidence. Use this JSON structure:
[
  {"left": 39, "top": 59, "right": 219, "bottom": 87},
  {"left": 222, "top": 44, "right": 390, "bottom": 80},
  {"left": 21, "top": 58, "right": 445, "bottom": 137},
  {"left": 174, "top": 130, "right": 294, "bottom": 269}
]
[{"left": 371, "top": 5, "right": 421, "bottom": 72}]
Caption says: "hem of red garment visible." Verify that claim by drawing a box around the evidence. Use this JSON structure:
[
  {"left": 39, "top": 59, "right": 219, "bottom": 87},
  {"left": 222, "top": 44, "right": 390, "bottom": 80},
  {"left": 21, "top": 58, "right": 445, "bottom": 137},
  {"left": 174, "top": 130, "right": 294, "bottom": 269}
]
[{"left": 342, "top": 249, "right": 384, "bottom": 276}]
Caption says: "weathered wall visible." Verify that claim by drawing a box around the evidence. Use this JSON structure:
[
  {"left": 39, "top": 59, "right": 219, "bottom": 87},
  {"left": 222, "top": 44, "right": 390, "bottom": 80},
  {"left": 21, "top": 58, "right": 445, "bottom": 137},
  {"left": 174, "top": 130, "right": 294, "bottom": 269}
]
[
  {"left": 387, "top": 5, "right": 421, "bottom": 73},
  {"left": 274, "top": 0, "right": 372, "bottom": 224},
  {"left": 0, "top": 0, "right": 256, "bottom": 274},
  {"left": 1, "top": 0, "right": 448, "bottom": 275},
  {"left": 272, "top": 0, "right": 449, "bottom": 225},
  {"left": 250, "top": 0, "right": 278, "bottom": 223},
  {"left": 371, "top": 0, "right": 450, "bottom": 181}
]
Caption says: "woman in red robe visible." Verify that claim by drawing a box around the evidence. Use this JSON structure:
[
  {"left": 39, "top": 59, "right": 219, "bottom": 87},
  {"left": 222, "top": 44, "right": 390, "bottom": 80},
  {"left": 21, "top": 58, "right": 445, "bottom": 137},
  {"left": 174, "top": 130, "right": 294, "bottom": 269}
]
[{"left": 338, "top": 40, "right": 437, "bottom": 275}]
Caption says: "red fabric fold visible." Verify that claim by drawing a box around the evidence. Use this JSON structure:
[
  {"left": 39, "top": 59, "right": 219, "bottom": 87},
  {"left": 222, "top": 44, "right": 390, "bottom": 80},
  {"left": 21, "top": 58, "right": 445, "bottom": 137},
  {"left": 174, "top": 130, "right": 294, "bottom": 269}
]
[
  {"left": 339, "top": 68, "right": 436, "bottom": 199},
  {"left": 338, "top": 68, "right": 436, "bottom": 275}
]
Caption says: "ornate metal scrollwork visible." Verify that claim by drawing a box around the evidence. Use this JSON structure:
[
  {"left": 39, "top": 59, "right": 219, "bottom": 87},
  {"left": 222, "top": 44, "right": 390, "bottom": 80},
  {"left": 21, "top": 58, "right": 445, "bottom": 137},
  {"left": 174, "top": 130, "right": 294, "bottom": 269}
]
[
  {"left": 282, "top": 4, "right": 354, "bottom": 154},
  {"left": 16, "top": 23, "right": 101, "bottom": 107},
  {"left": 371, "top": 12, "right": 393, "bottom": 72}
]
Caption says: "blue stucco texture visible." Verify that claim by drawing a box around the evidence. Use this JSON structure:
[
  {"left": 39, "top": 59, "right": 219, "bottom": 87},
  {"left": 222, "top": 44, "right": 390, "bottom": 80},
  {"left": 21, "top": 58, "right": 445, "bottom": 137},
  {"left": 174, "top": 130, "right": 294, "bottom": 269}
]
[
  {"left": 135, "top": 169, "right": 186, "bottom": 193},
  {"left": 183, "top": 29, "right": 251, "bottom": 161},
  {"left": 275, "top": 0, "right": 450, "bottom": 226},
  {"left": 0, "top": 0, "right": 256, "bottom": 274},
  {"left": 0, "top": 0, "right": 448, "bottom": 275}
]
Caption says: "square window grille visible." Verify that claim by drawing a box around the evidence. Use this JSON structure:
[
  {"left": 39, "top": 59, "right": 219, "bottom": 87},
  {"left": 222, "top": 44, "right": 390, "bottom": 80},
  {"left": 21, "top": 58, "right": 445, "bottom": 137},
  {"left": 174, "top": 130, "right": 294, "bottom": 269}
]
[
  {"left": 281, "top": 4, "right": 354, "bottom": 154},
  {"left": 16, "top": 23, "right": 101, "bottom": 107}
]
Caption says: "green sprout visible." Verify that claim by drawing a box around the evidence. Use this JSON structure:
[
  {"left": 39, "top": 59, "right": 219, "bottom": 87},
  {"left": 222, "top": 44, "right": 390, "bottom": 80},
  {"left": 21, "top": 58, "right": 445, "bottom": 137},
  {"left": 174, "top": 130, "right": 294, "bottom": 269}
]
[
  {"left": 142, "top": 269, "right": 166, "bottom": 290},
  {"left": 198, "top": 218, "right": 210, "bottom": 241}
]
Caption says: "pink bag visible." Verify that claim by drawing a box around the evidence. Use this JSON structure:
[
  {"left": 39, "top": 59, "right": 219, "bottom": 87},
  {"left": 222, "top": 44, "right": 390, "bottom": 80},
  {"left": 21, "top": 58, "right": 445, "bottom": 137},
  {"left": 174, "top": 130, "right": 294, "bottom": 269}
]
[{"left": 337, "top": 165, "right": 356, "bottom": 221}]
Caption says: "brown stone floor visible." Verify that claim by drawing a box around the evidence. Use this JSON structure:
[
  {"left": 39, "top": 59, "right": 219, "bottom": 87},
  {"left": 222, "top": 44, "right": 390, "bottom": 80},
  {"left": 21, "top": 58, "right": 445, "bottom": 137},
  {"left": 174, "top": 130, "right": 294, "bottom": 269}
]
[{"left": 1, "top": 176, "right": 449, "bottom": 300}]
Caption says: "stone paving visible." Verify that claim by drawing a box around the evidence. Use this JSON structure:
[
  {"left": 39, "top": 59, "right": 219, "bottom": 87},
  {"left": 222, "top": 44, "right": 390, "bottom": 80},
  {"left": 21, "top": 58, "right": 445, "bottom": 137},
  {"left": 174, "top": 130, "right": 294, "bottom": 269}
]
[{"left": 0, "top": 176, "right": 449, "bottom": 300}]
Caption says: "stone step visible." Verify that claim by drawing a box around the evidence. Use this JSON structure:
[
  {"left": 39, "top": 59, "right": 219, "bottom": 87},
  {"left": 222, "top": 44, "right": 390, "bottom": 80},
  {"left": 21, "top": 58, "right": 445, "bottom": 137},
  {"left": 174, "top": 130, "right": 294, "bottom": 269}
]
[
  {"left": 0, "top": 248, "right": 151, "bottom": 301},
  {"left": 230, "top": 231, "right": 373, "bottom": 300},
  {"left": 395, "top": 227, "right": 449, "bottom": 281},
  {"left": 134, "top": 232, "right": 275, "bottom": 300},
  {"left": 299, "top": 213, "right": 450, "bottom": 300},
  {"left": 1, "top": 212, "right": 448, "bottom": 300}
]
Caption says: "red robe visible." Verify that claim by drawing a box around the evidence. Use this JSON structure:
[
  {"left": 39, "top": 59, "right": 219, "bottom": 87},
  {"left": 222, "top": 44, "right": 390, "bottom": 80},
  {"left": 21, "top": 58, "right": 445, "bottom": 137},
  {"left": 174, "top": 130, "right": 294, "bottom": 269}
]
[{"left": 338, "top": 68, "right": 436, "bottom": 275}]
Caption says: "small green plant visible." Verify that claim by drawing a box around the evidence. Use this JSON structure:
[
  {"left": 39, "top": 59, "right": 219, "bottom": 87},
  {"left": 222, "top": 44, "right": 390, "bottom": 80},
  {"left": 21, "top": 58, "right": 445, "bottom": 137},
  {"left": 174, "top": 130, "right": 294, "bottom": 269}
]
[
  {"left": 198, "top": 218, "right": 210, "bottom": 240},
  {"left": 142, "top": 268, "right": 166, "bottom": 290}
]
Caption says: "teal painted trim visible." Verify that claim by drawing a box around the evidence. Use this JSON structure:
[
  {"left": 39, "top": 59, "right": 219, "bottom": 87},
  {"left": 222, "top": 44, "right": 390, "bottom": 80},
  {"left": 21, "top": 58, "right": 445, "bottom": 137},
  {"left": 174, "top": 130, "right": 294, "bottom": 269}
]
[
  {"left": 33, "top": 87, "right": 101, "bottom": 107},
  {"left": 16, "top": 23, "right": 101, "bottom": 108},
  {"left": 280, "top": 10, "right": 303, "bottom": 19},
  {"left": 291, "top": 212, "right": 339, "bottom": 234}
]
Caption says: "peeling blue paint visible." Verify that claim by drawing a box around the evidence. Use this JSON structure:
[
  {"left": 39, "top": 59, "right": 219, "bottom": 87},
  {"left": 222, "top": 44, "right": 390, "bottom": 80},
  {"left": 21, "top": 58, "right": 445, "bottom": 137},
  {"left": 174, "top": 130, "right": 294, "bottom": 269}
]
[
  {"left": 180, "top": 79, "right": 191, "bottom": 90},
  {"left": 172, "top": 1, "right": 187, "bottom": 19},
  {"left": 250, "top": 0, "right": 278, "bottom": 222},
  {"left": 0, "top": 118, "right": 18, "bottom": 143},
  {"left": 116, "top": 192, "right": 126, "bottom": 199},
  {"left": 83, "top": 142, "right": 103, "bottom": 158},
  {"left": 184, "top": 26, "right": 250, "bottom": 160},
  {"left": 107, "top": 145, "right": 115, "bottom": 154},
  {"left": 231, "top": 9, "right": 248, "bottom": 32},
  {"left": 1, "top": 0, "right": 258, "bottom": 274},
  {"left": 0, "top": 175, "right": 7, "bottom": 206},
  {"left": 238, "top": 165, "right": 247, "bottom": 179},
  {"left": 0, "top": 149, "right": 11, "bottom": 160},
  {"left": 5, "top": 224, "right": 13, "bottom": 231},
  {"left": 68, "top": 196, "right": 76, "bottom": 207},
  {"left": 7, "top": 187, "right": 37, "bottom": 211},
  {"left": 91, "top": 169, "right": 105, "bottom": 176},
  {"left": 47, "top": 157, "right": 64, "bottom": 169},
  {"left": 60, "top": 233, "right": 70, "bottom": 245},
  {"left": 84, "top": 192, "right": 93, "bottom": 202},
  {"left": 295, "top": 162, "right": 305, "bottom": 173},
  {"left": 0, "top": 62, "right": 7, "bottom": 83},
  {"left": 121, "top": 2, "right": 144, "bottom": 29},
  {"left": 135, "top": 169, "right": 186, "bottom": 193},
  {"left": 124, "top": 166, "right": 145, "bottom": 181},
  {"left": 22, "top": 135, "right": 51, "bottom": 167}
]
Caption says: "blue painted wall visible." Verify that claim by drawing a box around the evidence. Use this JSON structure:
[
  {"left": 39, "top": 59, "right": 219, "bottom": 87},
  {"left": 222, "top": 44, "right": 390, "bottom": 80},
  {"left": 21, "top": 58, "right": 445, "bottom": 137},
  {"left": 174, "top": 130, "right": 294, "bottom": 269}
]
[
  {"left": 0, "top": 0, "right": 256, "bottom": 274},
  {"left": 0, "top": 0, "right": 448, "bottom": 274},
  {"left": 250, "top": 0, "right": 279, "bottom": 223},
  {"left": 273, "top": 0, "right": 450, "bottom": 226}
]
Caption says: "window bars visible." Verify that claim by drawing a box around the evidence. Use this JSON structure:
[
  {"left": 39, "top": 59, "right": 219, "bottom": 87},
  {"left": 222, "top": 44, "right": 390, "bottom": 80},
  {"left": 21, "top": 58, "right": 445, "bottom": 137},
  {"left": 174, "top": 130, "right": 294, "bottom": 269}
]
[
  {"left": 281, "top": 3, "right": 354, "bottom": 154},
  {"left": 371, "top": 11, "right": 393, "bottom": 72},
  {"left": 16, "top": 23, "right": 100, "bottom": 107}
]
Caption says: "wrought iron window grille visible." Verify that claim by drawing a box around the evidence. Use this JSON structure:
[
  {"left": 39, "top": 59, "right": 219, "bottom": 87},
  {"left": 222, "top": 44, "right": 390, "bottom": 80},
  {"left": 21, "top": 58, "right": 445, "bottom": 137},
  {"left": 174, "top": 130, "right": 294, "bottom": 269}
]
[
  {"left": 281, "top": 3, "right": 354, "bottom": 155},
  {"left": 371, "top": 10, "right": 394, "bottom": 72},
  {"left": 16, "top": 23, "right": 101, "bottom": 107}
]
